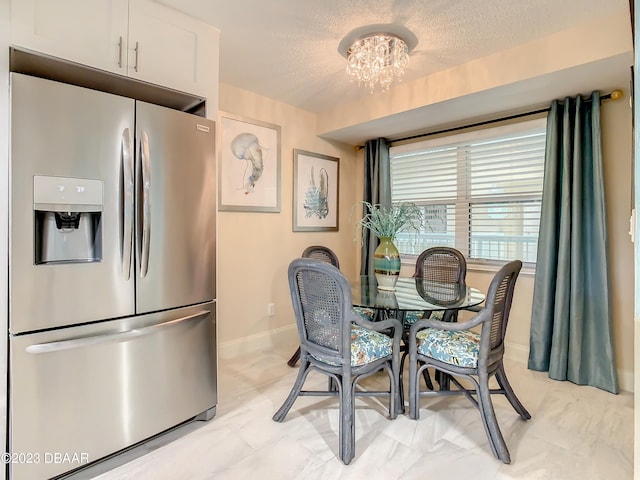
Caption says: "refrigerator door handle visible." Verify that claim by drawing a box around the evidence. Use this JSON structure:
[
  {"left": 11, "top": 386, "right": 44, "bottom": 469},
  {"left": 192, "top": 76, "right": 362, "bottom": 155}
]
[
  {"left": 121, "top": 128, "right": 134, "bottom": 280},
  {"left": 139, "top": 131, "right": 151, "bottom": 277},
  {"left": 24, "top": 309, "right": 211, "bottom": 354}
]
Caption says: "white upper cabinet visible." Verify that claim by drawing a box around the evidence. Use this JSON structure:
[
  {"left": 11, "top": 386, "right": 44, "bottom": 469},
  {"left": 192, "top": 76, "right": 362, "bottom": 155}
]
[
  {"left": 10, "top": 0, "right": 219, "bottom": 98},
  {"left": 126, "top": 0, "right": 218, "bottom": 98},
  {"left": 10, "top": 0, "right": 128, "bottom": 73}
]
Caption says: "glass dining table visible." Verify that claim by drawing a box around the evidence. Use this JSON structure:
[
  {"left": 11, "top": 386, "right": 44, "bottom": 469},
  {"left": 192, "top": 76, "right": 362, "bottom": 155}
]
[
  {"left": 351, "top": 275, "right": 486, "bottom": 409},
  {"left": 350, "top": 275, "right": 485, "bottom": 324},
  {"left": 286, "top": 275, "right": 486, "bottom": 387}
]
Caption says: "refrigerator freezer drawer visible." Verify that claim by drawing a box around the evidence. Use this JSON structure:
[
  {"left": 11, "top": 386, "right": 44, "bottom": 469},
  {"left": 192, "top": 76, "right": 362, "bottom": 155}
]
[{"left": 8, "top": 302, "right": 217, "bottom": 480}]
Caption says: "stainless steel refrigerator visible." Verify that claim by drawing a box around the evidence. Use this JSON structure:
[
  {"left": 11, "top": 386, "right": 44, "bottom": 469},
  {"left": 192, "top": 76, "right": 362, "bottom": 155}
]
[{"left": 8, "top": 73, "right": 217, "bottom": 480}]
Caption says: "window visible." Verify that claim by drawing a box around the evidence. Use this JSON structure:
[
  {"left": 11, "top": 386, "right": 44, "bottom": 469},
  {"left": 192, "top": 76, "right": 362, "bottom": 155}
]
[{"left": 390, "top": 118, "right": 546, "bottom": 265}]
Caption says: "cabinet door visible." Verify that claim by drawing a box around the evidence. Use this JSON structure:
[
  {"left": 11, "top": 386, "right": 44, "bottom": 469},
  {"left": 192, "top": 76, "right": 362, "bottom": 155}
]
[
  {"left": 11, "top": 0, "right": 129, "bottom": 75},
  {"left": 127, "top": 0, "right": 218, "bottom": 97}
]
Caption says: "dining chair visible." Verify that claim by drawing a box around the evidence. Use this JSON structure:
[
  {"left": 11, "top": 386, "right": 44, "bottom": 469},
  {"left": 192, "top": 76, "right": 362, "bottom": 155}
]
[
  {"left": 301, "top": 245, "right": 341, "bottom": 267},
  {"left": 287, "top": 246, "right": 374, "bottom": 367},
  {"left": 402, "top": 246, "right": 468, "bottom": 390},
  {"left": 273, "top": 258, "right": 402, "bottom": 465},
  {"left": 407, "top": 259, "right": 530, "bottom": 464},
  {"left": 405, "top": 246, "right": 467, "bottom": 325},
  {"left": 286, "top": 246, "right": 340, "bottom": 367}
]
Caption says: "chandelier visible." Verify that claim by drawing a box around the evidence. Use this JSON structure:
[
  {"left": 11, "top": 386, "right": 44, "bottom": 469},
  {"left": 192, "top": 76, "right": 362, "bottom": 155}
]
[
  {"left": 338, "top": 25, "right": 417, "bottom": 94},
  {"left": 346, "top": 33, "right": 410, "bottom": 93}
]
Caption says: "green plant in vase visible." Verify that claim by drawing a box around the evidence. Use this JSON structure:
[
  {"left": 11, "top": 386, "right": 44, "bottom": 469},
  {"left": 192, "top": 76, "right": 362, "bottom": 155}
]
[{"left": 355, "top": 201, "right": 422, "bottom": 290}]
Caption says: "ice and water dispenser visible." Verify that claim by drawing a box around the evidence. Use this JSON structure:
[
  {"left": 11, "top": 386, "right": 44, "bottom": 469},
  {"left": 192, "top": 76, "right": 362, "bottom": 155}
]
[{"left": 33, "top": 175, "right": 103, "bottom": 264}]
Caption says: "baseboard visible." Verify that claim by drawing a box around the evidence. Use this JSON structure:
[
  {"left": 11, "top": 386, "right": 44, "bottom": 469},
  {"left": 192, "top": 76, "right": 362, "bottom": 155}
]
[
  {"left": 504, "top": 341, "right": 530, "bottom": 364},
  {"left": 505, "top": 341, "right": 634, "bottom": 393},
  {"left": 219, "top": 333, "right": 634, "bottom": 392},
  {"left": 618, "top": 369, "right": 634, "bottom": 393},
  {"left": 218, "top": 324, "right": 297, "bottom": 360}
]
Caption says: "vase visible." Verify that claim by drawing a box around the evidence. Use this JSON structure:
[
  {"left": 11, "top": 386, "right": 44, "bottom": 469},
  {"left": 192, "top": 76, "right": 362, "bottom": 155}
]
[
  {"left": 375, "top": 290, "right": 399, "bottom": 308},
  {"left": 373, "top": 236, "right": 401, "bottom": 291}
]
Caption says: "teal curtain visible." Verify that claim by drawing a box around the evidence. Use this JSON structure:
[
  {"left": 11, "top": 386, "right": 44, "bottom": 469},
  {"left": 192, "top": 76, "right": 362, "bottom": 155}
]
[
  {"left": 528, "top": 92, "right": 618, "bottom": 394},
  {"left": 361, "top": 138, "right": 391, "bottom": 275}
]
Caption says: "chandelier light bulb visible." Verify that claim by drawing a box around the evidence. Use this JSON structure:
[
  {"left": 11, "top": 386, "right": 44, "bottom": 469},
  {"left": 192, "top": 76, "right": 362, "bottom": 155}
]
[{"left": 346, "top": 33, "right": 410, "bottom": 93}]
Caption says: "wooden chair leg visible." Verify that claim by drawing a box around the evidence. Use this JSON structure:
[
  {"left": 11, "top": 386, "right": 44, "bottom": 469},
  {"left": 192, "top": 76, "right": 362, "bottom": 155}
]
[
  {"left": 436, "top": 371, "right": 451, "bottom": 390},
  {"left": 273, "top": 358, "right": 311, "bottom": 422},
  {"left": 408, "top": 350, "right": 420, "bottom": 419},
  {"left": 495, "top": 364, "right": 531, "bottom": 420},
  {"left": 328, "top": 376, "right": 337, "bottom": 392},
  {"left": 422, "top": 366, "right": 434, "bottom": 390},
  {"left": 399, "top": 351, "right": 433, "bottom": 415},
  {"left": 389, "top": 357, "right": 399, "bottom": 419},
  {"left": 398, "top": 350, "right": 407, "bottom": 414},
  {"left": 477, "top": 375, "right": 511, "bottom": 464},
  {"left": 286, "top": 346, "right": 301, "bottom": 367},
  {"left": 339, "top": 377, "right": 355, "bottom": 465}
]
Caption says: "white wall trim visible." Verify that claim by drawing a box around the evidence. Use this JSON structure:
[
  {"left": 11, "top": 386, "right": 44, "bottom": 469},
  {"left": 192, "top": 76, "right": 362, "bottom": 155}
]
[
  {"left": 618, "top": 369, "right": 634, "bottom": 393},
  {"left": 219, "top": 333, "right": 634, "bottom": 392},
  {"left": 505, "top": 341, "right": 634, "bottom": 393},
  {"left": 504, "top": 341, "right": 530, "bottom": 364},
  {"left": 219, "top": 324, "right": 297, "bottom": 360}
]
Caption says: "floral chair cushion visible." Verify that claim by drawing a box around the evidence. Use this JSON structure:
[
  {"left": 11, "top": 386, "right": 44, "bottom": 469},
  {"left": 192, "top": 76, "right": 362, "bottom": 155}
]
[
  {"left": 416, "top": 327, "right": 480, "bottom": 367},
  {"left": 312, "top": 324, "right": 393, "bottom": 367},
  {"left": 404, "top": 310, "right": 444, "bottom": 326},
  {"left": 353, "top": 306, "right": 376, "bottom": 321}
]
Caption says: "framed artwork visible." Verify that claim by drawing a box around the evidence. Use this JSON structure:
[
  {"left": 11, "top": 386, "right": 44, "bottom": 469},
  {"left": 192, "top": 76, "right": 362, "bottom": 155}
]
[
  {"left": 218, "top": 112, "right": 281, "bottom": 212},
  {"left": 293, "top": 149, "right": 339, "bottom": 231}
]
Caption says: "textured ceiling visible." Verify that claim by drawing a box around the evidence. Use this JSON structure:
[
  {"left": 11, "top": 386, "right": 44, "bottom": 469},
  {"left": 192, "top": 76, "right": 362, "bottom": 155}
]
[{"left": 157, "top": 0, "right": 629, "bottom": 114}]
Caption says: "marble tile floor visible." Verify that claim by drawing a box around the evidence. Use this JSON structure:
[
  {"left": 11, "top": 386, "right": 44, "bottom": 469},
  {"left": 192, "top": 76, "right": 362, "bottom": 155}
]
[{"left": 88, "top": 341, "right": 633, "bottom": 480}]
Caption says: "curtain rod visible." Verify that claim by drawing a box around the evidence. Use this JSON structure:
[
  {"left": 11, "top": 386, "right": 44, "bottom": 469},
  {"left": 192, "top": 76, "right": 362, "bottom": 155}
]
[{"left": 355, "top": 89, "right": 623, "bottom": 151}]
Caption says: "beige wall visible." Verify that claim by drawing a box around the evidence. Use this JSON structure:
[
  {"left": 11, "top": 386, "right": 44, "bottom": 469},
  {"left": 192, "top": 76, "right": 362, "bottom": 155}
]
[
  {"left": 602, "top": 90, "right": 634, "bottom": 390},
  {"left": 217, "top": 31, "right": 634, "bottom": 391},
  {"left": 217, "top": 82, "right": 634, "bottom": 391},
  {"left": 217, "top": 83, "right": 359, "bottom": 353}
]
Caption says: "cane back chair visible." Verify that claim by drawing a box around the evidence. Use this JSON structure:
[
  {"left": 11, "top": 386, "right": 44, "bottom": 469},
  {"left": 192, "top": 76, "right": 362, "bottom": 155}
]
[
  {"left": 404, "top": 246, "right": 468, "bottom": 326},
  {"left": 407, "top": 259, "right": 530, "bottom": 463},
  {"left": 273, "top": 259, "right": 402, "bottom": 465},
  {"left": 287, "top": 246, "right": 374, "bottom": 367}
]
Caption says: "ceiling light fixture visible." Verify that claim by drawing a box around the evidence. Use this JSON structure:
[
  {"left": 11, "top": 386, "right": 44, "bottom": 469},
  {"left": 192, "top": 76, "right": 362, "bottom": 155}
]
[{"left": 338, "top": 25, "right": 417, "bottom": 94}]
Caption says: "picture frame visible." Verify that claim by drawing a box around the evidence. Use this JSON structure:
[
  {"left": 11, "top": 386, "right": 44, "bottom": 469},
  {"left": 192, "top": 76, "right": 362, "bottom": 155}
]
[
  {"left": 218, "top": 112, "right": 281, "bottom": 212},
  {"left": 293, "top": 149, "right": 339, "bottom": 232}
]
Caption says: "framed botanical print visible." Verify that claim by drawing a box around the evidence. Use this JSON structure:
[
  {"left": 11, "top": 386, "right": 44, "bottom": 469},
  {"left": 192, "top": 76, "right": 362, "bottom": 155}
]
[{"left": 293, "top": 149, "right": 339, "bottom": 231}]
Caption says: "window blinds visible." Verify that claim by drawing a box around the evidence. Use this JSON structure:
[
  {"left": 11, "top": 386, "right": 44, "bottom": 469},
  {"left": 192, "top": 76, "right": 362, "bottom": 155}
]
[{"left": 390, "top": 118, "right": 546, "bottom": 263}]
